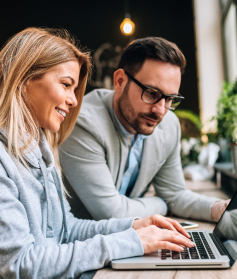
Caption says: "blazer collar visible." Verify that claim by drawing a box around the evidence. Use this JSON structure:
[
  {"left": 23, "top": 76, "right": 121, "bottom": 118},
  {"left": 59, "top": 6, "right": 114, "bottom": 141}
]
[{"left": 102, "top": 90, "right": 127, "bottom": 146}]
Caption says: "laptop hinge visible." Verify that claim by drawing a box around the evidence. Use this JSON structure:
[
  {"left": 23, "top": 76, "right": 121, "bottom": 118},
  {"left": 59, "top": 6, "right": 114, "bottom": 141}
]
[{"left": 209, "top": 233, "right": 235, "bottom": 266}]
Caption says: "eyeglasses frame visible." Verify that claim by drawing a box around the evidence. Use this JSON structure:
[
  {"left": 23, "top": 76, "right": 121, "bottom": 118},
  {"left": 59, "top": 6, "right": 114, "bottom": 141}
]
[{"left": 124, "top": 71, "right": 185, "bottom": 111}]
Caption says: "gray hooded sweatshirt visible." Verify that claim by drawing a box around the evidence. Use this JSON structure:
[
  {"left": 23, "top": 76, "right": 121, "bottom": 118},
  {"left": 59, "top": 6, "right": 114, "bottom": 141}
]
[{"left": 0, "top": 129, "right": 143, "bottom": 279}]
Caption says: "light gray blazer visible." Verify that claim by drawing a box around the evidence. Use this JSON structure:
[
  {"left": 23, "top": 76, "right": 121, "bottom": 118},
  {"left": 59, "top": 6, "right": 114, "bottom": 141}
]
[{"left": 59, "top": 89, "right": 219, "bottom": 221}]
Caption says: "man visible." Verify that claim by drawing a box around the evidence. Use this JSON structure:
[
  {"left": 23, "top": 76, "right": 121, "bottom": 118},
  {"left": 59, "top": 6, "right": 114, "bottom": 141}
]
[{"left": 59, "top": 37, "right": 229, "bottom": 221}]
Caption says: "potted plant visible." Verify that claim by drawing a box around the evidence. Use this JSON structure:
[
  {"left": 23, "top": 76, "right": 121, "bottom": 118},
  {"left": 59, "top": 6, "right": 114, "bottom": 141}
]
[
  {"left": 214, "top": 80, "right": 237, "bottom": 171},
  {"left": 174, "top": 109, "right": 203, "bottom": 167},
  {"left": 174, "top": 109, "right": 202, "bottom": 138},
  {"left": 225, "top": 84, "right": 237, "bottom": 173},
  {"left": 211, "top": 81, "right": 233, "bottom": 162}
]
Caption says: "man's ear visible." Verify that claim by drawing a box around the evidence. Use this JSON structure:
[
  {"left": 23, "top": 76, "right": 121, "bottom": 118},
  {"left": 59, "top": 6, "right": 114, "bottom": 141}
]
[{"left": 113, "top": 69, "right": 128, "bottom": 95}]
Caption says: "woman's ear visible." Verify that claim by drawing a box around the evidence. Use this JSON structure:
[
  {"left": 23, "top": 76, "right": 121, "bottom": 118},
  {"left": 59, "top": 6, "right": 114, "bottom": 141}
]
[
  {"left": 113, "top": 69, "right": 128, "bottom": 96},
  {"left": 22, "top": 79, "right": 31, "bottom": 94},
  {"left": 22, "top": 82, "right": 27, "bottom": 94}
]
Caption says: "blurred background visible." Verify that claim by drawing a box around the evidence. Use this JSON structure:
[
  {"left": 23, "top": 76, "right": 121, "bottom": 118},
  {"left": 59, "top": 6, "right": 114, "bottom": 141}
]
[
  {"left": 1, "top": 0, "right": 237, "bottom": 181},
  {"left": 1, "top": 0, "right": 198, "bottom": 112}
]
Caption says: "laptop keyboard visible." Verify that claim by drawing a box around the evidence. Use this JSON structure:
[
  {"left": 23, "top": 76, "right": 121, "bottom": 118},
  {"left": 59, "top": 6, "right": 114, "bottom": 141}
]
[{"left": 161, "top": 232, "right": 215, "bottom": 260}]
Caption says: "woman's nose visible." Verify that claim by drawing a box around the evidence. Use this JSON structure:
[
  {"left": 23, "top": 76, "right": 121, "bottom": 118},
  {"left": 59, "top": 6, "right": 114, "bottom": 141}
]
[{"left": 66, "top": 91, "right": 78, "bottom": 108}]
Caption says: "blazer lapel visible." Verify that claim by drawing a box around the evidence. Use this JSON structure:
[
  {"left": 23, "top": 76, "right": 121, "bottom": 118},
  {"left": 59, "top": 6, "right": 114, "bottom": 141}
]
[
  {"left": 130, "top": 126, "right": 164, "bottom": 198},
  {"left": 102, "top": 91, "right": 129, "bottom": 190}
]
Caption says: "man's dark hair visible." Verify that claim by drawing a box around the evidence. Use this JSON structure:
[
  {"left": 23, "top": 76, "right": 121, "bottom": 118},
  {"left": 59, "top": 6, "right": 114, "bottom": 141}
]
[{"left": 117, "top": 37, "right": 186, "bottom": 75}]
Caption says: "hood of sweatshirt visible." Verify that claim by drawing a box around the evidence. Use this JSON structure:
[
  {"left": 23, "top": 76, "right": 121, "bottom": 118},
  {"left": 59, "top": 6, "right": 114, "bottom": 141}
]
[
  {"left": 0, "top": 128, "right": 54, "bottom": 170},
  {"left": 0, "top": 128, "right": 68, "bottom": 241}
]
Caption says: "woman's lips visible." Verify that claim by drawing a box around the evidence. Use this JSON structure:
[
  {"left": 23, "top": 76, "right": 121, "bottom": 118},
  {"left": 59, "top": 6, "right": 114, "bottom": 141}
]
[{"left": 55, "top": 109, "right": 65, "bottom": 121}]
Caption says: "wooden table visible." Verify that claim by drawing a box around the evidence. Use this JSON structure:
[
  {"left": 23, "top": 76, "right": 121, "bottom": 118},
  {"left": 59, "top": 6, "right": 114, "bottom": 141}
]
[{"left": 94, "top": 180, "right": 237, "bottom": 278}]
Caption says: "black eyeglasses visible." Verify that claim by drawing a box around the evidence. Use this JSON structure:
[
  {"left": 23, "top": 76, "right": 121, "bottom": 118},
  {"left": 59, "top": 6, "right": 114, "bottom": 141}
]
[{"left": 125, "top": 71, "right": 184, "bottom": 111}]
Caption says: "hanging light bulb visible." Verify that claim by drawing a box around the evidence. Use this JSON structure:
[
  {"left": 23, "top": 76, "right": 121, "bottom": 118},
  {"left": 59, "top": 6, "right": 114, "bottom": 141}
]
[
  {"left": 120, "top": 18, "right": 135, "bottom": 35},
  {"left": 120, "top": 0, "right": 135, "bottom": 36}
]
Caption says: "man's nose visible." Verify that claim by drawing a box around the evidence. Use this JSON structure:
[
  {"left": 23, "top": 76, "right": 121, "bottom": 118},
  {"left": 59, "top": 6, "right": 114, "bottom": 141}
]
[{"left": 150, "top": 98, "right": 166, "bottom": 115}]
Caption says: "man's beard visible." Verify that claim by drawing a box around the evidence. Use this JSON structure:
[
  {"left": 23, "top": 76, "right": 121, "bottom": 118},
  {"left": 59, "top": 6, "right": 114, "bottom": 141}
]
[{"left": 117, "top": 82, "right": 162, "bottom": 135}]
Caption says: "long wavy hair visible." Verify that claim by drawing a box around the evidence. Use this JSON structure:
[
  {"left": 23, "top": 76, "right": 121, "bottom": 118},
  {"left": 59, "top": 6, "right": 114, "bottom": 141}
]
[{"left": 0, "top": 27, "right": 92, "bottom": 179}]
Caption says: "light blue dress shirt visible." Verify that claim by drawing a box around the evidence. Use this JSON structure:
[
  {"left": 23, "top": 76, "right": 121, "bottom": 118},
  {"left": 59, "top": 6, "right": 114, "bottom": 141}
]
[{"left": 113, "top": 110, "right": 147, "bottom": 196}]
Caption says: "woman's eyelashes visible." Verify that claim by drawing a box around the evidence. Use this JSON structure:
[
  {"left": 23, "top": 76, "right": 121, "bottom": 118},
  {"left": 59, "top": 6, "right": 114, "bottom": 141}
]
[{"left": 63, "top": 82, "right": 71, "bottom": 88}]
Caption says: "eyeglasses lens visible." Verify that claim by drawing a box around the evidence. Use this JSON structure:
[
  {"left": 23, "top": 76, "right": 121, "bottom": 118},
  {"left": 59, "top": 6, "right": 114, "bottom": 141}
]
[{"left": 142, "top": 89, "right": 181, "bottom": 109}]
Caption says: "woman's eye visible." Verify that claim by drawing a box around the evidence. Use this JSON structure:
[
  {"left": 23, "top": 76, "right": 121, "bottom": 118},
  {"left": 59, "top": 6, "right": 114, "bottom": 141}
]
[{"left": 63, "top": 83, "right": 71, "bottom": 88}]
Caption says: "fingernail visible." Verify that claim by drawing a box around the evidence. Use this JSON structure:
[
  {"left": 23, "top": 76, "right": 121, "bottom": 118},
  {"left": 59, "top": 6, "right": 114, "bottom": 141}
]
[
  {"left": 190, "top": 241, "right": 195, "bottom": 246},
  {"left": 180, "top": 247, "right": 184, "bottom": 251}
]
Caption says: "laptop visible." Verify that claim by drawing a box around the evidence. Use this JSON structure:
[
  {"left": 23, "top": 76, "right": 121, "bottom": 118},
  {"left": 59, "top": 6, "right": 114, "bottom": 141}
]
[{"left": 111, "top": 190, "right": 237, "bottom": 269}]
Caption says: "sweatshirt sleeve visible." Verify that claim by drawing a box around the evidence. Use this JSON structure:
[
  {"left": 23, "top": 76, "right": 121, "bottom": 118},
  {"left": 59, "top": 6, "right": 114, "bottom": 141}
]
[
  {"left": 64, "top": 198, "right": 140, "bottom": 242},
  {"left": 0, "top": 165, "right": 144, "bottom": 279}
]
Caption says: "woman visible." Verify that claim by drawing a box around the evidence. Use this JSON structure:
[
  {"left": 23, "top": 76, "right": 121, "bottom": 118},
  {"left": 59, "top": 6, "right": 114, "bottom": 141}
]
[{"left": 0, "top": 27, "right": 194, "bottom": 278}]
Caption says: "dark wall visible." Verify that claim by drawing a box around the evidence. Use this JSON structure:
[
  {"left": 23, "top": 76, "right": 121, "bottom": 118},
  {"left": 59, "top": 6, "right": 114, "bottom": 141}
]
[{"left": 0, "top": 0, "right": 199, "bottom": 114}]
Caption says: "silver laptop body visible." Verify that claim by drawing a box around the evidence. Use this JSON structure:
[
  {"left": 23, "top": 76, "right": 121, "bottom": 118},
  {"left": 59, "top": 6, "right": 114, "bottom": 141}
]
[{"left": 111, "top": 191, "right": 237, "bottom": 269}]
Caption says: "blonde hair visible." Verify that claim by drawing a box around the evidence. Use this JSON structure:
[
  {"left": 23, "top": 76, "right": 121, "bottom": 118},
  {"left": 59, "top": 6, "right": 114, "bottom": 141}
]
[{"left": 0, "top": 27, "right": 92, "bottom": 176}]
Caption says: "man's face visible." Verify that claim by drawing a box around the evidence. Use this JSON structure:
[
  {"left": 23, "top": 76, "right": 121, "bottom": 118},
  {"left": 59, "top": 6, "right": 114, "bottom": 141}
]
[{"left": 116, "top": 59, "right": 181, "bottom": 135}]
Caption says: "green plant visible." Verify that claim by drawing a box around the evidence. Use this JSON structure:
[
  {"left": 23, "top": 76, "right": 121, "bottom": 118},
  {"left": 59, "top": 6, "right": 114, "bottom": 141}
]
[
  {"left": 174, "top": 109, "right": 204, "bottom": 166},
  {"left": 180, "top": 137, "right": 203, "bottom": 167},
  {"left": 225, "top": 95, "right": 237, "bottom": 143},
  {"left": 213, "top": 80, "right": 237, "bottom": 143},
  {"left": 174, "top": 109, "right": 202, "bottom": 133}
]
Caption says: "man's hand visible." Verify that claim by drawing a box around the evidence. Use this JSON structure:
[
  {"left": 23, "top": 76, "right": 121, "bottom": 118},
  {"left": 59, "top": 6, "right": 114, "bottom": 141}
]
[
  {"left": 211, "top": 199, "right": 231, "bottom": 222},
  {"left": 132, "top": 214, "right": 190, "bottom": 239}
]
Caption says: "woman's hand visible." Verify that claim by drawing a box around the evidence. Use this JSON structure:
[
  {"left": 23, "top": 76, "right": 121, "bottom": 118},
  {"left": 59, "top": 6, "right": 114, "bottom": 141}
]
[
  {"left": 132, "top": 214, "right": 195, "bottom": 254},
  {"left": 132, "top": 214, "right": 190, "bottom": 238},
  {"left": 136, "top": 225, "right": 195, "bottom": 254}
]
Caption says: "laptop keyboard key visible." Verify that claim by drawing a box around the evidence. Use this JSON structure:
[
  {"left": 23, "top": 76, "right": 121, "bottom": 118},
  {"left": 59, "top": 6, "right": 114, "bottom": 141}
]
[
  {"left": 160, "top": 232, "right": 215, "bottom": 261},
  {"left": 172, "top": 254, "right": 180, "bottom": 259}
]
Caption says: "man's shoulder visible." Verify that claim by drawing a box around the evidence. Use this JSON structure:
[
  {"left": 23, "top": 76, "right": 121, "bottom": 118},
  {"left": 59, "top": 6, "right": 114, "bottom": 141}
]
[
  {"left": 159, "top": 110, "right": 180, "bottom": 128},
  {"left": 148, "top": 110, "right": 181, "bottom": 153},
  {"left": 75, "top": 89, "right": 116, "bottom": 139},
  {"left": 79, "top": 88, "right": 114, "bottom": 120},
  {"left": 155, "top": 110, "right": 180, "bottom": 136}
]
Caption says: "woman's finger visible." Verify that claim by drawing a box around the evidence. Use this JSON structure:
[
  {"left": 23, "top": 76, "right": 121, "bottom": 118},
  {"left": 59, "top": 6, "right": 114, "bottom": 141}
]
[
  {"left": 164, "top": 218, "right": 191, "bottom": 238},
  {"left": 159, "top": 231, "right": 195, "bottom": 248},
  {"left": 151, "top": 215, "right": 178, "bottom": 232},
  {"left": 155, "top": 241, "right": 184, "bottom": 253},
  {"left": 153, "top": 216, "right": 190, "bottom": 239}
]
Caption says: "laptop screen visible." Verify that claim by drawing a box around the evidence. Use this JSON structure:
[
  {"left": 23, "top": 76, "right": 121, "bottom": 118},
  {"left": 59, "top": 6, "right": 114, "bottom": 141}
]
[{"left": 214, "top": 190, "right": 237, "bottom": 261}]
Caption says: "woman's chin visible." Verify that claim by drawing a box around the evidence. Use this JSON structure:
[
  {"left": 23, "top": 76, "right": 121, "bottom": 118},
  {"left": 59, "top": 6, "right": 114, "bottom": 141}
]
[{"left": 44, "top": 123, "right": 61, "bottom": 133}]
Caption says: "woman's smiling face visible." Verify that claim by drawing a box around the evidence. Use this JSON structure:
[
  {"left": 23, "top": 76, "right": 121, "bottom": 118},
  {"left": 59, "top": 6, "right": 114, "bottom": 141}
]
[{"left": 25, "top": 60, "right": 79, "bottom": 133}]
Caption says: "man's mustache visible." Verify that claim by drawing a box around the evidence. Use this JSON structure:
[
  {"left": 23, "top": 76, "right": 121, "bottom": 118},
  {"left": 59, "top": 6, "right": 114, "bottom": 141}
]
[{"left": 141, "top": 113, "right": 161, "bottom": 121}]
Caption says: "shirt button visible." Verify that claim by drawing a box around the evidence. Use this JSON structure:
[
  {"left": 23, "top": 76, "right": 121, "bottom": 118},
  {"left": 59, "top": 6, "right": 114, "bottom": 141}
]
[{"left": 126, "top": 172, "right": 129, "bottom": 175}]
